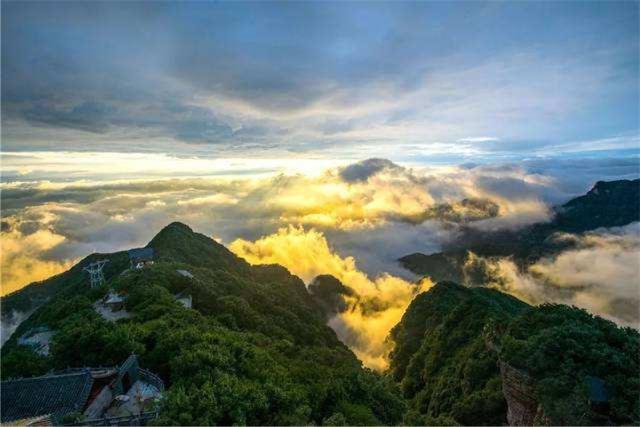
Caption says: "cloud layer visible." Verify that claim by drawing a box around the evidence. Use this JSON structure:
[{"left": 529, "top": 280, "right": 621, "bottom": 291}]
[
  {"left": 461, "top": 223, "right": 640, "bottom": 327},
  {"left": 2, "top": 156, "right": 593, "bottom": 295},
  {"left": 1, "top": 157, "right": 638, "bottom": 366}
]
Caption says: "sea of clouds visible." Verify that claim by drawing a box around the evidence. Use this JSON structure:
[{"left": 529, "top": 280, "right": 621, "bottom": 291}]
[{"left": 1, "top": 155, "right": 638, "bottom": 367}]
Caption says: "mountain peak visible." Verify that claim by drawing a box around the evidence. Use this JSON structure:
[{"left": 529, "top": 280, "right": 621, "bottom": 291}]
[
  {"left": 159, "top": 221, "right": 193, "bottom": 233},
  {"left": 147, "top": 221, "right": 195, "bottom": 248},
  {"left": 588, "top": 178, "right": 639, "bottom": 195},
  {"left": 147, "top": 222, "right": 250, "bottom": 274},
  {"left": 557, "top": 178, "right": 640, "bottom": 232},
  {"left": 308, "top": 274, "right": 354, "bottom": 317}
]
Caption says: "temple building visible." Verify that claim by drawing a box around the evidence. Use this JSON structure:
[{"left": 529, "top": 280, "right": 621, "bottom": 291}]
[
  {"left": 93, "top": 292, "right": 132, "bottom": 322},
  {"left": 127, "top": 248, "right": 154, "bottom": 270},
  {"left": 104, "top": 292, "right": 125, "bottom": 312},
  {"left": 1, "top": 355, "right": 163, "bottom": 426}
]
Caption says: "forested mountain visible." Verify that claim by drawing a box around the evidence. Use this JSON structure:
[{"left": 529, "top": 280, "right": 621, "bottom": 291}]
[
  {"left": 399, "top": 179, "right": 640, "bottom": 282},
  {"left": 2, "top": 212, "right": 639, "bottom": 425},
  {"left": 1, "top": 223, "right": 404, "bottom": 425},
  {"left": 389, "top": 282, "right": 639, "bottom": 425},
  {"left": 555, "top": 179, "right": 640, "bottom": 232},
  {"left": 389, "top": 282, "right": 528, "bottom": 425}
]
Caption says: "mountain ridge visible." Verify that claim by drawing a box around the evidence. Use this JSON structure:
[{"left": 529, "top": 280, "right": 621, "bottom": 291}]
[
  {"left": 1, "top": 222, "right": 406, "bottom": 425},
  {"left": 399, "top": 178, "right": 640, "bottom": 282},
  {"left": 2, "top": 179, "right": 639, "bottom": 425},
  {"left": 389, "top": 281, "right": 639, "bottom": 425}
]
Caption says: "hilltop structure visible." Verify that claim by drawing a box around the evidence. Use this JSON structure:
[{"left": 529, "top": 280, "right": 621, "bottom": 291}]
[
  {"left": 128, "top": 248, "right": 154, "bottom": 270},
  {"left": 93, "top": 292, "right": 131, "bottom": 322},
  {"left": 1, "top": 355, "right": 163, "bottom": 426},
  {"left": 174, "top": 291, "right": 193, "bottom": 309}
]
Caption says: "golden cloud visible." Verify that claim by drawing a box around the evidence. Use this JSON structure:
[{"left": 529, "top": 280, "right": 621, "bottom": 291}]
[
  {"left": 230, "top": 226, "right": 432, "bottom": 370},
  {"left": 1, "top": 218, "right": 76, "bottom": 296}
]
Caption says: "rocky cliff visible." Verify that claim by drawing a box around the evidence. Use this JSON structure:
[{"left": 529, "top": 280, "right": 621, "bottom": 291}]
[{"left": 499, "top": 361, "right": 548, "bottom": 426}]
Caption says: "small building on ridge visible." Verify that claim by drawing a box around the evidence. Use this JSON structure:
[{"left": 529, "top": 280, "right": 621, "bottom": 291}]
[{"left": 127, "top": 248, "right": 154, "bottom": 270}]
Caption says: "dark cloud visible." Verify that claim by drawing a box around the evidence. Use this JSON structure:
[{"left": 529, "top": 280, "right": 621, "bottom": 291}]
[
  {"left": 2, "top": 2, "right": 638, "bottom": 154},
  {"left": 11, "top": 94, "right": 248, "bottom": 144},
  {"left": 23, "top": 101, "right": 116, "bottom": 133},
  {"left": 339, "top": 158, "right": 402, "bottom": 182}
]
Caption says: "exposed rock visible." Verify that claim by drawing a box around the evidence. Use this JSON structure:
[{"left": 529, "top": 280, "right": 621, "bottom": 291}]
[
  {"left": 498, "top": 361, "right": 550, "bottom": 426},
  {"left": 176, "top": 269, "right": 194, "bottom": 279}
]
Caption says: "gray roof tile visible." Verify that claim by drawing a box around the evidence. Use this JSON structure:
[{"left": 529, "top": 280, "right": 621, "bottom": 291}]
[{"left": 1, "top": 371, "right": 93, "bottom": 422}]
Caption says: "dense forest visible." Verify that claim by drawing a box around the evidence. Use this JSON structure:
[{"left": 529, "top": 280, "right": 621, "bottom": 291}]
[
  {"left": 2, "top": 221, "right": 639, "bottom": 425},
  {"left": 388, "top": 282, "right": 528, "bottom": 425},
  {"left": 2, "top": 223, "right": 404, "bottom": 425},
  {"left": 389, "top": 282, "right": 639, "bottom": 425}
]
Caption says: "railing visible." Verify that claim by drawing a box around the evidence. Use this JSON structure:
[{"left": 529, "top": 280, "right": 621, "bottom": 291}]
[
  {"left": 138, "top": 368, "right": 165, "bottom": 392},
  {"left": 67, "top": 411, "right": 158, "bottom": 426},
  {"left": 58, "top": 366, "right": 112, "bottom": 374}
]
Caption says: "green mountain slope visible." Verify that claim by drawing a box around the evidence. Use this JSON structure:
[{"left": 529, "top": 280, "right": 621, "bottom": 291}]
[
  {"left": 1, "top": 222, "right": 404, "bottom": 426},
  {"left": 498, "top": 304, "right": 640, "bottom": 425},
  {"left": 148, "top": 222, "right": 251, "bottom": 275},
  {"left": 388, "top": 282, "right": 640, "bottom": 425},
  {"left": 388, "top": 282, "right": 529, "bottom": 425},
  {"left": 4, "top": 219, "right": 638, "bottom": 426},
  {"left": 1, "top": 251, "right": 130, "bottom": 316}
]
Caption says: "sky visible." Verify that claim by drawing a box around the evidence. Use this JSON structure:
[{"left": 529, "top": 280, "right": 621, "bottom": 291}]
[
  {"left": 2, "top": 1, "right": 638, "bottom": 161},
  {"left": 1, "top": 1, "right": 639, "bottom": 368}
]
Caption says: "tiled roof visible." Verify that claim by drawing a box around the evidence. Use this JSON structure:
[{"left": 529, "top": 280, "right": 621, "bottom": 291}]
[{"left": 1, "top": 371, "right": 93, "bottom": 423}]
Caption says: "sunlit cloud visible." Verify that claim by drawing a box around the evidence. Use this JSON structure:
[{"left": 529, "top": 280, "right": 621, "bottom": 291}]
[
  {"left": 2, "top": 157, "right": 636, "bottom": 299},
  {"left": 230, "top": 226, "right": 432, "bottom": 370},
  {"left": 1, "top": 155, "right": 638, "bottom": 368},
  {"left": 0, "top": 216, "right": 75, "bottom": 295},
  {"left": 462, "top": 223, "right": 640, "bottom": 327},
  {"left": 1, "top": 151, "right": 348, "bottom": 182}
]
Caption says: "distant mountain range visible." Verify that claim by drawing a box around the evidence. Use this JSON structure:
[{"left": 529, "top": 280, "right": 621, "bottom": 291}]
[
  {"left": 1, "top": 179, "right": 639, "bottom": 425},
  {"left": 399, "top": 179, "right": 640, "bottom": 284}
]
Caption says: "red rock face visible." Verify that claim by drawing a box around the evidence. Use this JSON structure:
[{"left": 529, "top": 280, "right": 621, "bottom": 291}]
[{"left": 499, "top": 361, "right": 540, "bottom": 426}]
